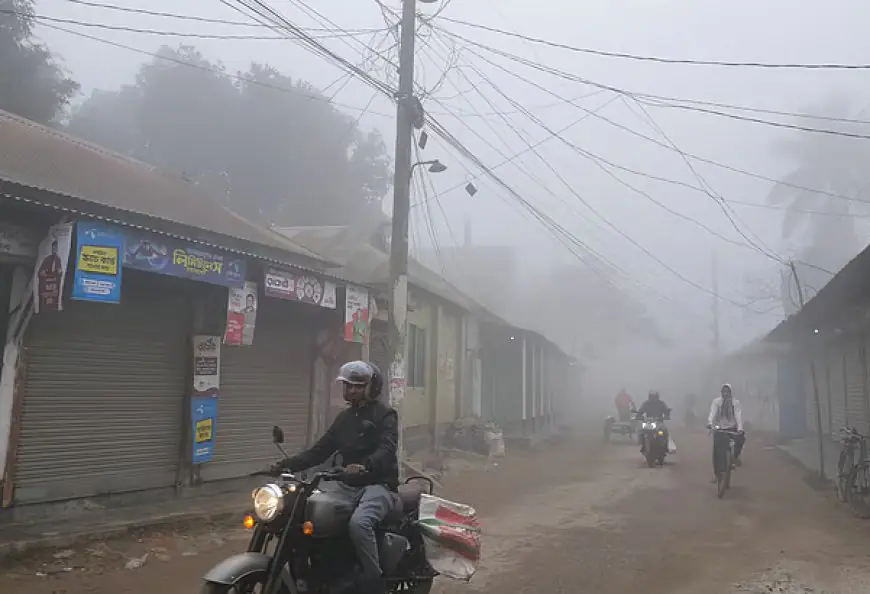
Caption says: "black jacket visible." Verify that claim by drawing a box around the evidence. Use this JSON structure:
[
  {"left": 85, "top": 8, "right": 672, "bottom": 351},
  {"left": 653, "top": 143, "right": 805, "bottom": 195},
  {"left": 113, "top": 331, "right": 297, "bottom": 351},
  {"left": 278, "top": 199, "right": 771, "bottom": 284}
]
[
  {"left": 637, "top": 399, "right": 670, "bottom": 419},
  {"left": 283, "top": 399, "right": 399, "bottom": 490}
]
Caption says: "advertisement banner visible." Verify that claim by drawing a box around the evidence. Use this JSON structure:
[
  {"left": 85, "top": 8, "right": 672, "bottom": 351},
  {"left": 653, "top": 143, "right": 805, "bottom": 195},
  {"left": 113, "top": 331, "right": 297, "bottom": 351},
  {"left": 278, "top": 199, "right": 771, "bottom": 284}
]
[
  {"left": 192, "top": 335, "right": 220, "bottom": 465},
  {"left": 72, "top": 221, "right": 124, "bottom": 303},
  {"left": 0, "top": 222, "right": 38, "bottom": 258},
  {"left": 344, "top": 284, "right": 369, "bottom": 343},
  {"left": 224, "top": 281, "right": 258, "bottom": 346},
  {"left": 263, "top": 267, "right": 337, "bottom": 309},
  {"left": 123, "top": 229, "right": 245, "bottom": 287},
  {"left": 32, "top": 222, "right": 73, "bottom": 314}
]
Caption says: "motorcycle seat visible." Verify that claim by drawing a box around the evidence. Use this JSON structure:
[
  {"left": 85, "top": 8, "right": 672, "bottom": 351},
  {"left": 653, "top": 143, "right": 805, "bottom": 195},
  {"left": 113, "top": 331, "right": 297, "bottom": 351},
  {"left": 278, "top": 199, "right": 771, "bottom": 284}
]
[{"left": 397, "top": 482, "right": 424, "bottom": 512}]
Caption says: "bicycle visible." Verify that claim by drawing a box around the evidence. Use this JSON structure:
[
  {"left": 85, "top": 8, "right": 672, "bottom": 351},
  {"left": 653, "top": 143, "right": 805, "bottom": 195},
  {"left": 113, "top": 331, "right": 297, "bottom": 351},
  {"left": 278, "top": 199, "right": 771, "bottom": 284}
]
[
  {"left": 711, "top": 426, "right": 742, "bottom": 499},
  {"left": 837, "top": 425, "right": 870, "bottom": 518}
]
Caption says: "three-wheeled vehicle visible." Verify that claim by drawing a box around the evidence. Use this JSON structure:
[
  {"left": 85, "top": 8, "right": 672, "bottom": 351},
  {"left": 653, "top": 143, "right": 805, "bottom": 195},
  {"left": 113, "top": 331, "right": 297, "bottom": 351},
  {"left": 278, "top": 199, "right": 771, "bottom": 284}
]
[{"left": 603, "top": 414, "right": 637, "bottom": 443}]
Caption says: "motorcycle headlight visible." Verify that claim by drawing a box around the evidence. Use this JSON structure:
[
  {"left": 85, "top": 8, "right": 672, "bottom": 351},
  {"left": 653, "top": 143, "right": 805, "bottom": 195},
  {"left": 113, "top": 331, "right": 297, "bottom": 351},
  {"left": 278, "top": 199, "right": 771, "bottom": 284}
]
[
  {"left": 645, "top": 422, "right": 657, "bottom": 429},
  {"left": 252, "top": 484, "right": 285, "bottom": 522}
]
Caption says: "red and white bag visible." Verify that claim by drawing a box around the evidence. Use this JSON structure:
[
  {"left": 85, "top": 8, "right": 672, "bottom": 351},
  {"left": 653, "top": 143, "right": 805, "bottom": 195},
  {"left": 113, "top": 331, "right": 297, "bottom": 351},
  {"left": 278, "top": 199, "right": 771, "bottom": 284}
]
[{"left": 416, "top": 493, "right": 481, "bottom": 581}]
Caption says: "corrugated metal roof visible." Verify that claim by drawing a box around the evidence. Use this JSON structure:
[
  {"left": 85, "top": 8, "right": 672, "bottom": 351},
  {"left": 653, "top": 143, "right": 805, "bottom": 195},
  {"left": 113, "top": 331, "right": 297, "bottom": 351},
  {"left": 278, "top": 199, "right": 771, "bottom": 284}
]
[{"left": 0, "top": 110, "right": 328, "bottom": 265}]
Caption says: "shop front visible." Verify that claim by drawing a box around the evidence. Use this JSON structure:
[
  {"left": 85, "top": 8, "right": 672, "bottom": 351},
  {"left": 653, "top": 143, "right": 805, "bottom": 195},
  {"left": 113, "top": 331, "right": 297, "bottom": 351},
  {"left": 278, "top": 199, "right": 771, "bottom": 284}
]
[{"left": 200, "top": 267, "right": 347, "bottom": 482}]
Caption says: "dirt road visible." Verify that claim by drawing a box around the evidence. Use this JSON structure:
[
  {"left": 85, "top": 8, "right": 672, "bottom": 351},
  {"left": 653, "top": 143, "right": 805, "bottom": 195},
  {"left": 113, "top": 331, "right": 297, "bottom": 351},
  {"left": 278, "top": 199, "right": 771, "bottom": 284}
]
[{"left": 3, "top": 430, "right": 870, "bottom": 593}]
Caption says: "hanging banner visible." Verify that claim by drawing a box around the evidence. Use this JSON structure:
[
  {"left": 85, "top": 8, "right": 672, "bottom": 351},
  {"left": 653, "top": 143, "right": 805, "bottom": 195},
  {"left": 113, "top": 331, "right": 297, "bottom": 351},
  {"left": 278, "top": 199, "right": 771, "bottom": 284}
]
[
  {"left": 0, "top": 222, "right": 38, "bottom": 259},
  {"left": 224, "top": 281, "right": 258, "bottom": 346},
  {"left": 123, "top": 229, "right": 245, "bottom": 287},
  {"left": 72, "top": 221, "right": 124, "bottom": 303},
  {"left": 263, "top": 267, "right": 337, "bottom": 309},
  {"left": 32, "top": 222, "right": 73, "bottom": 314},
  {"left": 344, "top": 284, "right": 369, "bottom": 343},
  {"left": 192, "top": 335, "right": 220, "bottom": 465}
]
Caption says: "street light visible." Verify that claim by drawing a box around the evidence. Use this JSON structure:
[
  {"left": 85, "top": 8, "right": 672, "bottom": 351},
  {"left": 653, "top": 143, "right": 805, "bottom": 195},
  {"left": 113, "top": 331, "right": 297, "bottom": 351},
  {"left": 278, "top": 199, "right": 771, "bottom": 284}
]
[{"left": 411, "top": 159, "right": 447, "bottom": 174}]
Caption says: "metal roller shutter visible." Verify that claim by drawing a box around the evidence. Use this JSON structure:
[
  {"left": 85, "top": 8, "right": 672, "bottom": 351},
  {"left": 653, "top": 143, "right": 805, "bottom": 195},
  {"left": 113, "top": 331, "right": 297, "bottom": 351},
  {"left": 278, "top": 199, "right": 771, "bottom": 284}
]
[
  {"left": 828, "top": 348, "right": 846, "bottom": 433},
  {"left": 807, "top": 353, "right": 830, "bottom": 436},
  {"left": 201, "top": 297, "right": 313, "bottom": 482},
  {"left": 15, "top": 272, "right": 189, "bottom": 504},
  {"left": 846, "top": 338, "right": 868, "bottom": 434}
]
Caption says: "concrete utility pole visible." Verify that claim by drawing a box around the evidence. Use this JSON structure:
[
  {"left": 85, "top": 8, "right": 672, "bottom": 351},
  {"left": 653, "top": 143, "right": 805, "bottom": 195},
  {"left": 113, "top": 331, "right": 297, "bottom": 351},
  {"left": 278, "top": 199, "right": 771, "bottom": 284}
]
[
  {"left": 389, "top": 0, "right": 433, "bottom": 468},
  {"left": 712, "top": 250, "right": 720, "bottom": 356},
  {"left": 789, "top": 260, "right": 825, "bottom": 481}
]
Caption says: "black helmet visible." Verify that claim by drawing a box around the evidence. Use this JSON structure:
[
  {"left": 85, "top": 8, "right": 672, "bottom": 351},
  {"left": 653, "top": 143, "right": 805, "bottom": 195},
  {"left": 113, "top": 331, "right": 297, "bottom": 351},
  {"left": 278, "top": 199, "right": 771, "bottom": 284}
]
[
  {"left": 649, "top": 390, "right": 660, "bottom": 400},
  {"left": 367, "top": 362, "right": 385, "bottom": 400},
  {"left": 336, "top": 361, "right": 374, "bottom": 386}
]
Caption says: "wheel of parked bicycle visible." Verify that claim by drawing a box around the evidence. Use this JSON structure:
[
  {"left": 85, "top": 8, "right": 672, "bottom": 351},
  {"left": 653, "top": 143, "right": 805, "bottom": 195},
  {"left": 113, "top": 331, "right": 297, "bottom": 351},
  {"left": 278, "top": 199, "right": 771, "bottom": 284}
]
[
  {"left": 837, "top": 446, "right": 855, "bottom": 503},
  {"left": 845, "top": 462, "right": 870, "bottom": 518}
]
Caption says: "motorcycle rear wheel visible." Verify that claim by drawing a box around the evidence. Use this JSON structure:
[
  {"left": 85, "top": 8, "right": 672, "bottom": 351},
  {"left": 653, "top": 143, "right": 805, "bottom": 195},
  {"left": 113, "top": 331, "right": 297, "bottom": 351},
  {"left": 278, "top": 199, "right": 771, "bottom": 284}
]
[
  {"left": 201, "top": 571, "right": 290, "bottom": 594},
  {"left": 390, "top": 578, "right": 434, "bottom": 593}
]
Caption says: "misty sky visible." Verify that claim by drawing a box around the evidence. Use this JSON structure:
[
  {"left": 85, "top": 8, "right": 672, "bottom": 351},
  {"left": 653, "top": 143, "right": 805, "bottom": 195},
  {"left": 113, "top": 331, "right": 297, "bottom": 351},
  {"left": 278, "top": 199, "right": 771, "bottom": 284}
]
[{"left": 30, "top": 0, "right": 870, "bottom": 355}]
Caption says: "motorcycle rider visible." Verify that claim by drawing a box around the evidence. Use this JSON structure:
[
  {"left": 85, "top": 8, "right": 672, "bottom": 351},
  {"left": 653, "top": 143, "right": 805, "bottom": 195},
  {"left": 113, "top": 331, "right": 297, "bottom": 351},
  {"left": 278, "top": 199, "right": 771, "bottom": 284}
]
[
  {"left": 277, "top": 361, "right": 399, "bottom": 594},
  {"left": 707, "top": 383, "right": 745, "bottom": 481},
  {"left": 614, "top": 388, "right": 635, "bottom": 422},
  {"left": 635, "top": 390, "right": 670, "bottom": 453}
]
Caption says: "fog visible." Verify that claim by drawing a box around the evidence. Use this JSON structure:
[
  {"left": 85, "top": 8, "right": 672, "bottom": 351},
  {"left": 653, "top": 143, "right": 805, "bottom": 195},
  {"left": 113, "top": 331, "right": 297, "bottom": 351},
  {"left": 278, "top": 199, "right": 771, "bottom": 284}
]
[{"left": 25, "top": 0, "right": 870, "bottom": 407}]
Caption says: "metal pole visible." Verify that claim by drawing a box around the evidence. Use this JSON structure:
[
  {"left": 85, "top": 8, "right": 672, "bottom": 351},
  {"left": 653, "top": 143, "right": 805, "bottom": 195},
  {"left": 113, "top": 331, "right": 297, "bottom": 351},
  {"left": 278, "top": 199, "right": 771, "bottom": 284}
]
[
  {"left": 388, "top": 0, "right": 419, "bottom": 472},
  {"left": 790, "top": 260, "right": 825, "bottom": 481}
]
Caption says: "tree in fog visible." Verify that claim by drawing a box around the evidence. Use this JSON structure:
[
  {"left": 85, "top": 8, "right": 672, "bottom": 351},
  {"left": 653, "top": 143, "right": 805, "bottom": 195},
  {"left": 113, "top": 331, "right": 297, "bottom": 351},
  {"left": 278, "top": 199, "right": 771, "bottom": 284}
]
[
  {"left": 767, "top": 96, "right": 870, "bottom": 286},
  {"left": 0, "top": 0, "right": 79, "bottom": 124},
  {"left": 68, "top": 45, "right": 392, "bottom": 227}
]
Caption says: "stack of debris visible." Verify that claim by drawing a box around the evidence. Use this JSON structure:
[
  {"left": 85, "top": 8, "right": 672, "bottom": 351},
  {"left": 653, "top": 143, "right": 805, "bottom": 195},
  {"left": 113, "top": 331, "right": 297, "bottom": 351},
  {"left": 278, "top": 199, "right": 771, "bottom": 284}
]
[{"left": 443, "top": 416, "right": 505, "bottom": 457}]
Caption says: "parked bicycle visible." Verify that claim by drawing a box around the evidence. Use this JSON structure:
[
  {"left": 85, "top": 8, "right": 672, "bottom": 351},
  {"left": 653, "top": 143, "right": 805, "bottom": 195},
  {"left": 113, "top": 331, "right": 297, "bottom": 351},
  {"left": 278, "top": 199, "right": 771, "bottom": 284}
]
[{"left": 836, "top": 425, "right": 870, "bottom": 518}]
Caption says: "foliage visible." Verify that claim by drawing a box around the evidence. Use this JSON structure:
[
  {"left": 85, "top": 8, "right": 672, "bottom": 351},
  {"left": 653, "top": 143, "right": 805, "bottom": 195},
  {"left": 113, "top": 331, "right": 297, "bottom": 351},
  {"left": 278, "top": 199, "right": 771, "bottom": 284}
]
[
  {"left": 68, "top": 45, "right": 392, "bottom": 226},
  {"left": 0, "top": 0, "right": 79, "bottom": 124}
]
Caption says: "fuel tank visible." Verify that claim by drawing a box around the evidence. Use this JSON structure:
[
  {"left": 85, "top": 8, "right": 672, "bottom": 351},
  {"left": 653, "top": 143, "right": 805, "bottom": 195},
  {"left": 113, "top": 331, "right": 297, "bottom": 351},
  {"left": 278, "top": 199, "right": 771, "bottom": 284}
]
[{"left": 305, "top": 490, "right": 355, "bottom": 538}]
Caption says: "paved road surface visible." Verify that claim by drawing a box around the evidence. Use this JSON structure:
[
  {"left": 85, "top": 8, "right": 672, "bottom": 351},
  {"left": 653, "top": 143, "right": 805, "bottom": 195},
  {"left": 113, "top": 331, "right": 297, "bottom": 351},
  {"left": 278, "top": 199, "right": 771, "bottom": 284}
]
[{"left": 3, "top": 430, "right": 870, "bottom": 593}]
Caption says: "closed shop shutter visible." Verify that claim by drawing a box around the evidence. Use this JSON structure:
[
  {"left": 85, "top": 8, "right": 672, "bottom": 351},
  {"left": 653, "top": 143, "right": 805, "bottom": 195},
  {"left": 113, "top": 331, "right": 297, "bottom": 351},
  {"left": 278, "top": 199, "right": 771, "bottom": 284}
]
[
  {"left": 828, "top": 347, "right": 847, "bottom": 433},
  {"left": 807, "top": 353, "right": 830, "bottom": 436},
  {"left": 15, "top": 272, "right": 189, "bottom": 504},
  {"left": 846, "top": 338, "right": 868, "bottom": 433},
  {"left": 201, "top": 297, "right": 313, "bottom": 482}
]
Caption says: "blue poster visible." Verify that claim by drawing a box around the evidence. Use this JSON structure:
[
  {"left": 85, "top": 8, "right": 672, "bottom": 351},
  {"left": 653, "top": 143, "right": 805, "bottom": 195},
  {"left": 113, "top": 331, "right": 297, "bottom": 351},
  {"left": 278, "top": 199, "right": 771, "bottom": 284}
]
[
  {"left": 192, "top": 396, "right": 218, "bottom": 464},
  {"left": 72, "top": 221, "right": 124, "bottom": 303},
  {"left": 122, "top": 229, "right": 246, "bottom": 287}
]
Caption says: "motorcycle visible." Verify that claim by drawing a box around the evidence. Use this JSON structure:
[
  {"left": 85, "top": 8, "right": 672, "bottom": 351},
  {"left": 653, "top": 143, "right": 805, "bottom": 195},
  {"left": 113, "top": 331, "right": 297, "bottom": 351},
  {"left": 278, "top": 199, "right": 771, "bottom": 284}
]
[
  {"left": 635, "top": 409, "right": 671, "bottom": 468},
  {"left": 201, "top": 426, "right": 437, "bottom": 594}
]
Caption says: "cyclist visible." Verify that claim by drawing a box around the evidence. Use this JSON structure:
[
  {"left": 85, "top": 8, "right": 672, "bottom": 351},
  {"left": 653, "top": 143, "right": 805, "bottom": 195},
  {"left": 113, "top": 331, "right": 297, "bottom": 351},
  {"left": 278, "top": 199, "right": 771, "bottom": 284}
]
[{"left": 707, "top": 383, "right": 745, "bottom": 482}]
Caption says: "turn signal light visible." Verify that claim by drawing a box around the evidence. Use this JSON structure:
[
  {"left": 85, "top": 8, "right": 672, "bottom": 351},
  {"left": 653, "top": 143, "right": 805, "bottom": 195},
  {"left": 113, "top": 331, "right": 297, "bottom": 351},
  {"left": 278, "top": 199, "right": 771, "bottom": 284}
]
[
  {"left": 243, "top": 514, "right": 256, "bottom": 529},
  {"left": 302, "top": 521, "right": 314, "bottom": 536}
]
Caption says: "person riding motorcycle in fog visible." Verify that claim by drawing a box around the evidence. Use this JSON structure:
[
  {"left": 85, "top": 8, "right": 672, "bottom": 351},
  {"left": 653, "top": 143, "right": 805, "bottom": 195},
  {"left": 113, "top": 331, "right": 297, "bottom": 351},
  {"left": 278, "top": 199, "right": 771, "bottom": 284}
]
[
  {"left": 635, "top": 390, "right": 670, "bottom": 452},
  {"left": 276, "top": 361, "right": 399, "bottom": 594},
  {"left": 614, "top": 388, "right": 635, "bottom": 422},
  {"left": 707, "top": 383, "right": 745, "bottom": 481}
]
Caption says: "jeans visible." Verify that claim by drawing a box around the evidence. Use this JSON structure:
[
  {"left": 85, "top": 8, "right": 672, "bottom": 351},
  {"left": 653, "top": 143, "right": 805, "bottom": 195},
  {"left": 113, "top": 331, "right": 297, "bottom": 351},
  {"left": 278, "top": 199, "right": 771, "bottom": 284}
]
[
  {"left": 346, "top": 484, "right": 400, "bottom": 589},
  {"left": 713, "top": 430, "right": 745, "bottom": 475}
]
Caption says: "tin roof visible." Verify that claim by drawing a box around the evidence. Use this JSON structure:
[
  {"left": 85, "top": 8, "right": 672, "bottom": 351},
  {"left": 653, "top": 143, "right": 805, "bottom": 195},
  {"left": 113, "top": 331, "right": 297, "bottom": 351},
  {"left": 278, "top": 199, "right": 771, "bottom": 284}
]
[{"left": 0, "top": 109, "right": 330, "bottom": 267}]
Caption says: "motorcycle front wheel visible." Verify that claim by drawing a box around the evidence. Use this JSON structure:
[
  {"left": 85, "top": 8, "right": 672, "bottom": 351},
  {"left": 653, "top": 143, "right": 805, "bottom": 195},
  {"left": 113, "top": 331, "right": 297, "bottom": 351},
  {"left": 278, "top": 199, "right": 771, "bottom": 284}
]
[{"left": 201, "top": 572, "right": 290, "bottom": 594}]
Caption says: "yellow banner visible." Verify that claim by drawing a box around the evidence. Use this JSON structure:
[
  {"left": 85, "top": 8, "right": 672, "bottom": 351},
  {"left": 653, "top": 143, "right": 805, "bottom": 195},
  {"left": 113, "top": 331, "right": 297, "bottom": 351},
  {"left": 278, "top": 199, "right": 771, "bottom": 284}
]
[
  {"left": 195, "top": 418, "right": 214, "bottom": 443},
  {"left": 78, "top": 245, "right": 119, "bottom": 275}
]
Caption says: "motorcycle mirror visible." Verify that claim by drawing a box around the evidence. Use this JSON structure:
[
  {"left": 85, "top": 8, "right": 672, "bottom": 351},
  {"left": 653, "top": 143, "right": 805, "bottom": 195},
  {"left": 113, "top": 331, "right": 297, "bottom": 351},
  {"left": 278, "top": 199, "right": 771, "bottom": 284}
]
[{"left": 272, "top": 426, "right": 285, "bottom": 444}]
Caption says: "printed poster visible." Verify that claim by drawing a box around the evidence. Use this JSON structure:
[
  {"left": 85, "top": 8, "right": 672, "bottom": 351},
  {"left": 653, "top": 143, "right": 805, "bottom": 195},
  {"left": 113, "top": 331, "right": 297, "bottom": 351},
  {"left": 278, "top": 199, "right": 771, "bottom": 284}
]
[
  {"left": 344, "top": 284, "right": 369, "bottom": 343},
  {"left": 263, "top": 267, "right": 337, "bottom": 309},
  {"left": 123, "top": 229, "right": 245, "bottom": 287},
  {"left": 192, "top": 335, "right": 220, "bottom": 465},
  {"left": 224, "top": 281, "right": 258, "bottom": 346},
  {"left": 32, "top": 222, "right": 73, "bottom": 314},
  {"left": 72, "top": 221, "right": 124, "bottom": 303}
]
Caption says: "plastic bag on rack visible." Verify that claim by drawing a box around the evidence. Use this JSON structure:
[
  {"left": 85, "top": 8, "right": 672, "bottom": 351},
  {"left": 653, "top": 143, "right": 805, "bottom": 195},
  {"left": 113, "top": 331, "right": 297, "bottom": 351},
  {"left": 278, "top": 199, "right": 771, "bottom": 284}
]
[{"left": 416, "top": 493, "right": 481, "bottom": 581}]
